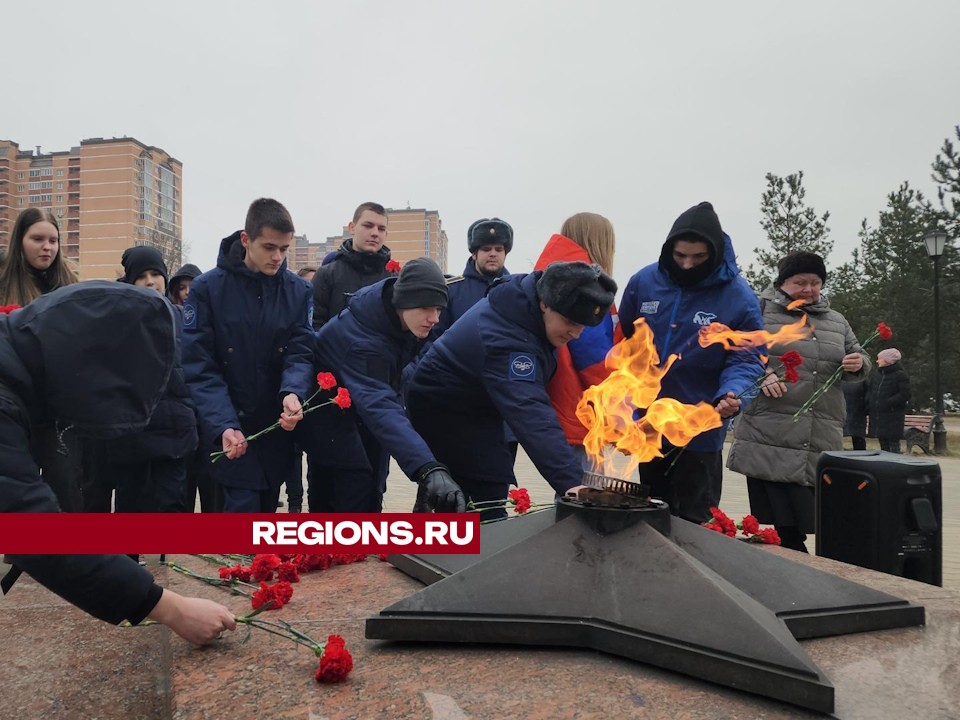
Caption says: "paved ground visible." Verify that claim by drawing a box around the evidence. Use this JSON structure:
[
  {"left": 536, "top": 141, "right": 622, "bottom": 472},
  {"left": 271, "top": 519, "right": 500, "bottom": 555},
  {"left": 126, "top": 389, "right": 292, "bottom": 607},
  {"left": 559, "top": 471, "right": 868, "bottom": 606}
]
[{"left": 375, "top": 428, "right": 960, "bottom": 591}]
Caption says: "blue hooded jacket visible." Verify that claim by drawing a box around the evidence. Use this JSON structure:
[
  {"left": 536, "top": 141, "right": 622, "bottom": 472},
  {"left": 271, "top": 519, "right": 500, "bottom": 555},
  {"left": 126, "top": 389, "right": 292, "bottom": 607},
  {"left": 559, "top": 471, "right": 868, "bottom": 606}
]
[
  {"left": 181, "top": 231, "right": 313, "bottom": 490},
  {"left": 407, "top": 272, "right": 582, "bottom": 494},
  {"left": 312, "top": 277, "right": 437, "bottom": 479},
  {"left": 619, "top": 232, "right": 764, "bottom": 452}
]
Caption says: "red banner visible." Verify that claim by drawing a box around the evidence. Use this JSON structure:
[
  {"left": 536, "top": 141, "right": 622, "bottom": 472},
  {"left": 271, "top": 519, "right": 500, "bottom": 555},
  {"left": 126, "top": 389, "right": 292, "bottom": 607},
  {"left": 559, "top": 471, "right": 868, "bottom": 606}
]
[{"left": 0, "top": 513, "right": 480, "bottom": 554}]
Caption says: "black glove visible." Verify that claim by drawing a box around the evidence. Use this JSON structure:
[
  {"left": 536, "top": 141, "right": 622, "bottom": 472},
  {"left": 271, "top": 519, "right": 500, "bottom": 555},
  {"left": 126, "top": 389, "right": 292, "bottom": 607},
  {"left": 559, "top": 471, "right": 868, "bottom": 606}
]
[{"left": 413, "top": 463, "right": 466, "bottom": 513}]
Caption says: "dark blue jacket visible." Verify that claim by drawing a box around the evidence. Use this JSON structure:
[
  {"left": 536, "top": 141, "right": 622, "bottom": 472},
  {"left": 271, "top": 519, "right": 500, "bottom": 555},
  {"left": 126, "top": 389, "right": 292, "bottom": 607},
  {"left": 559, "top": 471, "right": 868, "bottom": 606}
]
[
  {"left": 313, "top": 278, "right": 436, "bottom": 479},
  {"left": 619, "top": 234, "right": 764, "bottom": 452},
  {"left": 438, "top": 258, "right": 509, "bottom": 335},
  {"left": 181, "top": 231, "right": 314, "bottom": 490},
  {"left": 407, "top": 272, "right": 582, "bottom": 494}
]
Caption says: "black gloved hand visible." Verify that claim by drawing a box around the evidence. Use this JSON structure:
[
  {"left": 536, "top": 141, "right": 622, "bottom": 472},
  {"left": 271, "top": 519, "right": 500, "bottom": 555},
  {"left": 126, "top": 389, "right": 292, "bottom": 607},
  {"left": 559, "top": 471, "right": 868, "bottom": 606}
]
[{"left": 413, "top": 463, "right": 466, "bottom": 513}]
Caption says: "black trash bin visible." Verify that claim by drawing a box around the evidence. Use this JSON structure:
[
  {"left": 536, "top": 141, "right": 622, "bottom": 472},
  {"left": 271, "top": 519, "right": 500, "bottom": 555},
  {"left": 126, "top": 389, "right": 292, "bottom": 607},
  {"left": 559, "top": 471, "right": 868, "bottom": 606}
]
[{"left": 816, "top": 450, "right": 941, "bottom": 587}]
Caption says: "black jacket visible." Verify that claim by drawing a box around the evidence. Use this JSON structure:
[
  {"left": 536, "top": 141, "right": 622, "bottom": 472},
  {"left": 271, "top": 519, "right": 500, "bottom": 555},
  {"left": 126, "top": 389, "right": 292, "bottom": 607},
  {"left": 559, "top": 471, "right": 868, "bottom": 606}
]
[
  {"left": 866, "top": 364, "right": 911, "bottom": 439},
  {"left": 843, "top": 380, "right": 868, "bottom": 437},
  {"left": 311, "top": 239, "right": 396, "bottom": 328},
  {"left": 0, "top": 282, "right": 175, "bottom": 624}
]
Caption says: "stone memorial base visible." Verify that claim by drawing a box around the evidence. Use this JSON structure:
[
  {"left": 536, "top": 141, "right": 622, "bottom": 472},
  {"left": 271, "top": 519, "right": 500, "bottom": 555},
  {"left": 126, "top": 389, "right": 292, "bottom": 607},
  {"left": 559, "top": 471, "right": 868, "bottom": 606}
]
[{"left": 1, "top": 550, "right": 958, "bottom": 719}]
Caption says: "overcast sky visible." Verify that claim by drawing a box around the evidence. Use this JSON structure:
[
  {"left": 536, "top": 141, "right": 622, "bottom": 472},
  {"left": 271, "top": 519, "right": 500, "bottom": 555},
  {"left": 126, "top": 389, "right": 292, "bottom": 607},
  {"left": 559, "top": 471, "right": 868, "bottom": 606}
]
[{"left": 5, "top": 1, "right": 959, "bottom": 293}]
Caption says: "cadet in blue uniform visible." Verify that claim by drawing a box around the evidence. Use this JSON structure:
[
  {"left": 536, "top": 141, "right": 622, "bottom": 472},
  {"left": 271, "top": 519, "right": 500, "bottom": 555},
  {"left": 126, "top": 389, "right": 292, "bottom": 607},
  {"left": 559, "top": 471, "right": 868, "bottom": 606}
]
[
  {"left": 406, "top": 261, "right": 617, "bottom": 517},
  {"left": 310, "top": 258, "right": 464, "bottom": 513},
  {"left": 439, "top": 217, "right": 513, "bottom": 335},
  {"left": 181, "top": 199, "right": 314, "bottom": 512}
]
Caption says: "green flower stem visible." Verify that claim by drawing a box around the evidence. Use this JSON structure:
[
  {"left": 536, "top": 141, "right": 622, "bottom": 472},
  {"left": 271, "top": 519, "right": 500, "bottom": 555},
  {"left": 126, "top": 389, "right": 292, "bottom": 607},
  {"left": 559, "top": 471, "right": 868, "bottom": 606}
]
[
  {"left": 210, "top": 397, "right": 342, "bottom": 463},
  {"left": 235, "top": 615, "right": 324, "bottom": 655},
  {"left": 793, "top": 327, "right": 881, "bottom": 421},
  {"left": 165, "top": 561, "right": 257, "bottom": 595}
]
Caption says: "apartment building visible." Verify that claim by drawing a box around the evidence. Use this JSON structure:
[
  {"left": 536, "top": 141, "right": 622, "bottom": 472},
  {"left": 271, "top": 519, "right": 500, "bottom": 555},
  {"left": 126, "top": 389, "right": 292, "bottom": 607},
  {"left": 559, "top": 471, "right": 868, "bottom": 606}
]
[{"left": 0, "top": 137, "right": 182, "bottom": 280}]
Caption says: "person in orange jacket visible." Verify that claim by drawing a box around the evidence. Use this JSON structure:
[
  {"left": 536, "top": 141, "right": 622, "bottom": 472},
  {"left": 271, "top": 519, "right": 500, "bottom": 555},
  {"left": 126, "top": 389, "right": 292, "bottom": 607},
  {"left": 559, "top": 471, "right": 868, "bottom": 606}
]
[{"left": 534, "top": 212, "right": 619, "bottom": 472}]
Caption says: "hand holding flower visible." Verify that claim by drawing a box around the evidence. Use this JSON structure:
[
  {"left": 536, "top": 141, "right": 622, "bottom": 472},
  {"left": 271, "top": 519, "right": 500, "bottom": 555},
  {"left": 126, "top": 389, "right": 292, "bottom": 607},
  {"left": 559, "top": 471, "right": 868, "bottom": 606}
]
[
  {"left": 841, "top": 352, "right": 864, "bottom": 373},
  {"left": 278, "top": 393, "right": 304, "bottom": 431},
  {"left": 221, "top": 428, "right": 247, "bottom": 460},
  {"left": 714, "top": 391, "right": 741, "bottom": 418},
  {"left": 760, "top": 370, "right": 788, "bottom": 399}
]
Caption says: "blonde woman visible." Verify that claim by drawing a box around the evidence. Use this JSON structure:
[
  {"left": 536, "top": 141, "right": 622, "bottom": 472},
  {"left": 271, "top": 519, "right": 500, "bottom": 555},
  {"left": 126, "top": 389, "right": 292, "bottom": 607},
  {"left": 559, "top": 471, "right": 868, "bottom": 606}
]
[{"left": 533, "top": 212, "right": 618, "bottom": 471}]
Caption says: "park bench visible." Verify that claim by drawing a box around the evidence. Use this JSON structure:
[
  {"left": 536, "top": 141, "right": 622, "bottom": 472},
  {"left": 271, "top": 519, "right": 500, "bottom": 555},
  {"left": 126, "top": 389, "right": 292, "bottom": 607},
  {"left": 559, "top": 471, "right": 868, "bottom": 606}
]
[{"left": 904, "top": 414, "right": 940, "bottom": 454}]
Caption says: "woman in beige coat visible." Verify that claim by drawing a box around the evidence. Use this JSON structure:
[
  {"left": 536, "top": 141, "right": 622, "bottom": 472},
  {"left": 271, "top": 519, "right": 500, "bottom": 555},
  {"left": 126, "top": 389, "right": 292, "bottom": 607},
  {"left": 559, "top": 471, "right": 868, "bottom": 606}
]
[{"left": 726, "top": 252, "right": 870, "bottom": 552}]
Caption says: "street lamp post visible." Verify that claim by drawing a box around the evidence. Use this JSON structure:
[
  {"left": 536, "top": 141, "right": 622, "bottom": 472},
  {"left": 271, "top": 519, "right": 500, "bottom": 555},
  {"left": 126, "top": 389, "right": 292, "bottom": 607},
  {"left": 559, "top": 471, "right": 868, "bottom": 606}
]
[{"left": 923, "top": 230, "right": 949, "bottom": 454}]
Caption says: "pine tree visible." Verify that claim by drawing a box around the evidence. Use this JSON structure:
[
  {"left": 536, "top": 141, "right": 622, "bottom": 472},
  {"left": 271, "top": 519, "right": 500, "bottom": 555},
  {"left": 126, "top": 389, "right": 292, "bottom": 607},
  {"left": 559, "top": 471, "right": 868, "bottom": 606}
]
[
  {"left": 745, "top": 171, "right": 833, "bottom": 291},
  {"left": 928, "top": 124, "right": 960, "bottom": 238}
]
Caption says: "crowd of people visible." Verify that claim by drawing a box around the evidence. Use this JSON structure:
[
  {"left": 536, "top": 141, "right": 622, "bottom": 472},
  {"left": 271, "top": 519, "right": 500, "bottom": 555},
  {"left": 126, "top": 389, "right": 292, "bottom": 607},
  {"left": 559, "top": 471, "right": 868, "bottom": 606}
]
[{"left": 0, "top": 196, "right": 905, "bottom": 638}]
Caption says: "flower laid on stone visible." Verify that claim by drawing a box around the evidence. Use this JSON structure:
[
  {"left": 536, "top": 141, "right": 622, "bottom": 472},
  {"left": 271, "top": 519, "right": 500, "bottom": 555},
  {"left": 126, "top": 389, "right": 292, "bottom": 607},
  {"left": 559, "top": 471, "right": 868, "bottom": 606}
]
[
  {"left": 233, "top": 610, "right": 354, "bottom": 684},
  {"left": 252, "top": 580, "right": 294, "bottom": 610},
  {"left": 385, "top": 259, "right": 402, "bottom": 273},
  {"left": 793, "top": 321, "right": 892, "bottom": 421},
  {"left": 703, "top": 507, "right": 781, "bottom": 545},
  {"left": 467, "top": 487, "right": 553, "bottom": 523},
  {"left": 210, "top": 372, "right": 351, "bottom": 462}
]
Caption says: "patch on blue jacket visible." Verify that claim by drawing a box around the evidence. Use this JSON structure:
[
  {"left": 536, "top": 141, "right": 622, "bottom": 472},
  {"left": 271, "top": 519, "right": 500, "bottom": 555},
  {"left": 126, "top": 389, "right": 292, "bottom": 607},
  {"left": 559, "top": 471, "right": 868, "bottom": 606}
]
[
  {"left": 182, "top": 303, "right": 197, "bottom": 328},
  {"left": 508, "top": 352, "right": 536, "bottom": 382}
]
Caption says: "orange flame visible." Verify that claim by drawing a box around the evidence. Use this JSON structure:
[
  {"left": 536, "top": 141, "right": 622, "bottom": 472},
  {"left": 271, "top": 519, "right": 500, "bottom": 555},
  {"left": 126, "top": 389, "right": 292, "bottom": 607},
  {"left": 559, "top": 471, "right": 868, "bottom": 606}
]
[
  {"left": 576, "top": 319, "right": 723, "bottom": 479},
  {"left": 698, "top": 304, "right": 811, "bottom": 352}
]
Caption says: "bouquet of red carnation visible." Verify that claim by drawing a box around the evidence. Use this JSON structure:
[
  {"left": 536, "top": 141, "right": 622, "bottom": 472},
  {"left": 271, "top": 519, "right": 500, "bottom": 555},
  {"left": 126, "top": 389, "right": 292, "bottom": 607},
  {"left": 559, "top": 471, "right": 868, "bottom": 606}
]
[
  {"left": 737, "top": 350, "right": 803, "bottom": 399},
  {"left": 793, "top": 322, "right": 891, "bottom": 421},
  {"left": 703, "top": 507, "right": 781, "bottom": 545},
  {"left": 211, "top": 372, "right": 351, "bottom": 462}
]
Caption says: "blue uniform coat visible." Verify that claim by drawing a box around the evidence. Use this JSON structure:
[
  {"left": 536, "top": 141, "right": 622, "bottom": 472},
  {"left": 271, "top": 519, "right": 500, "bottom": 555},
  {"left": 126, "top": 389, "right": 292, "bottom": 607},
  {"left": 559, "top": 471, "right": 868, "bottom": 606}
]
[
  {"left": 181, "top": 231, "right": 314, "bottom": 491},
  {"left": 438, "top": 258, "right": 509, "bottom": 335},
  {"left": 619, "top": 235, "right": 765, "bottom": 452},
  {"left": 407, "top": 272, "right": 582, "bottom": 494},
  {"left": 312, "top": 278, "right": 436, "bottom": 479}
]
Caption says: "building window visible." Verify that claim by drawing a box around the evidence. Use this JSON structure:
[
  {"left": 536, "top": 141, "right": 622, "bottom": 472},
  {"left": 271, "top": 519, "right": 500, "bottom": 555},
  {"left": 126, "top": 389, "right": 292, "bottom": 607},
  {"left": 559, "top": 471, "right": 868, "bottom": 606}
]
[
  {"left": 17, "top": 185, "right": 24, "bottom": 192},
  {"left": 57, "top": 208, "right": 64, "bottom": 217},
  {"left": 56, "top": 169, "right": 64, "bottom": 177},
  {"left": 56, "top": 195, "right": 63, "bottom": 203},
  {"left": 17, "top": 172, "right": 23, "bottom": 180},
  {"left": 56, "top": 182, "right": 63, "bottom": 190}
]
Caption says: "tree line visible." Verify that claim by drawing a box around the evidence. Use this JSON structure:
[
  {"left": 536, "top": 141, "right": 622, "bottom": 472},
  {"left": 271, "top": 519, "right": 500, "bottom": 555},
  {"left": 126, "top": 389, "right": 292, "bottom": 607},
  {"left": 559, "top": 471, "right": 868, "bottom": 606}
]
[{"left": 744, "top": 126, "right": 960, "bottom": 413}]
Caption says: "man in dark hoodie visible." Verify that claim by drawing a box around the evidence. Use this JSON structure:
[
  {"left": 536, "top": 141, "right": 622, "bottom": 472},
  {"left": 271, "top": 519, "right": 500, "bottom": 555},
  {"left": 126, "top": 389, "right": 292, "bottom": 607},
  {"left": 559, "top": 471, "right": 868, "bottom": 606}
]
[
  {"left": 311, "top": 202, "right": 398, "bottom": 329},
  {"left": 618, "top": 202, "right": 764, "bottom": 524},
  {"left": 0, "top": 284, "right": 235, "bottom": 643},
  {"left": 407, "top": 261, "right": 617, "bottom": 519},
  {"left": 309, "top": 258, "right": 464, "bottom": 513},
  {"left": 181, "top": 198, "right": 314, "bottom": 512}
]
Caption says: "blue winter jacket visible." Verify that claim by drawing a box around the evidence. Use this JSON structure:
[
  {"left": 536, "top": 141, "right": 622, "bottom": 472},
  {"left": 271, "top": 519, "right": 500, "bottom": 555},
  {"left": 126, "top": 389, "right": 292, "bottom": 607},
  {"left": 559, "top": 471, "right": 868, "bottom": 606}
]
[
  {"left": 181, "top": 231, "right": 314, "bottom": 490},
  {"left": 313, "top": 278, "right": 437, "bottom": 479},
  {"left": 619, "top": 234, "right": 764, "bottom": 452},
  {"left": 407, "top": 272, "right": 582, "bottom": 494},
  {"left": 438, "top": 258, "right": 509, "bottom": 335}
]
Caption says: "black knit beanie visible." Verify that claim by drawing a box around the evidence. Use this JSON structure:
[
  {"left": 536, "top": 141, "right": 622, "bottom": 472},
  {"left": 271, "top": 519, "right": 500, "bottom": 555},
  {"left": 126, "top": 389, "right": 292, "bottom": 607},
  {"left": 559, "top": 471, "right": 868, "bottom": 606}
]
[
  {"left": 536, "top": 261, "right": 617, "bottom": 327},
  {"left": 775, "top": 251, "right": 827, "bottom": 288},
  {"left": 392, "top": 257, "right": 449, "bottom": 309},
  {"left": 121, "top": 245, "right": 169, "bottom": 285},
  {"left": 468, "top": 218, "right": 514, "bottom": 253}
]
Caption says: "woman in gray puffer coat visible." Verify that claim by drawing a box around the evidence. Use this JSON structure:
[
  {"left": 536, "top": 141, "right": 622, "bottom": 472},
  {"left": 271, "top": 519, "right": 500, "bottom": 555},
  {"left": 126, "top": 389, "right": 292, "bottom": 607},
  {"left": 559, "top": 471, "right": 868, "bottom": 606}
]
[{"left": 726, "top": 252, "right": 870, "bottom": 552}]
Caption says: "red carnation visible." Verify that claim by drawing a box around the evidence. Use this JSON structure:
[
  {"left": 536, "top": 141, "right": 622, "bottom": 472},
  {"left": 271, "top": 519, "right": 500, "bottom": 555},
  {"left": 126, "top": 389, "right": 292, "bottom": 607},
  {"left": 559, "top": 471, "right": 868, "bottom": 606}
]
[
  {"left": 508, "top": 488, "right": 532, "bottom": 514},
  {"left": 316, "top": 372, "right": 337, "bottom": 391},
  {"left": 218, "top": 566, "right": 233, "bottom": 579},
  {"left": 385, "top": 260, "right": 401, "bottom": 273},
  {"left": 277, "top": 561, "right": 300, "bottom": 583},
  {"left": 315, "top": 637, "right": 353, "bottom": 683},
  {"left": 877, "top": 322, "right": 892, "bottom": 341},
  {"left": 235, "top": 566, "right": 253, "bottom": 582},
  {"left": 271, "top": 580, "right": 294, "bottom": 607},
  {"left": 378, "top": 554, "right": 389, "bottom": 562},
  {"left": 251, "top": 554, "right": 282, "bottom": 582},
  {"left": 298, "top": 554, "right": 333, "bottom": 572},
  {"left": 779, "top": 350, "right": 803, "bottom": 369},
  {"left": 758, "top": 527, "right": 781, "bottom": 545},
  {"left": 740, "top": 514, "right": 761, "bottom": 536},
  {"left": 784, "top": 367, "right": 800, "bottom": 384},
  {"left": 333, "top": 387, "right": 352, "bottom": 409},
  {"left": 707, "top": 507, "right": 737, "bottom": 537},
  {"left": 251, "top": 582, "right": 277, "bottom": 610},
  {"left": 0, "top": 304, "right": 22, "bottom": 315}
]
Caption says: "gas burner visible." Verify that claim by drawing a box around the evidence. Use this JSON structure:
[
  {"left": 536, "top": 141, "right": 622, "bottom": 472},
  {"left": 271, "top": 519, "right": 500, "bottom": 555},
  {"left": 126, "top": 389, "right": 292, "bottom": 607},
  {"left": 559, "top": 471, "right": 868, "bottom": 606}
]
[{"left": 578, "top": 471, "right": 650, "bottom": 508}]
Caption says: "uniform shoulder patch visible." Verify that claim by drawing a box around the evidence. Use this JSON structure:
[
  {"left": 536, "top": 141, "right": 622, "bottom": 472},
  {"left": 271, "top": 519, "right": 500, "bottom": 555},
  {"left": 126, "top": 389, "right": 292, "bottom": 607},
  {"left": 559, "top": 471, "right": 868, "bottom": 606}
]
[
  {"left": 182, "top": 303, "right": 197, "bottom": 328},
  {"left": 508, "top": 352, "right": 537, "bottom": 382},
  {"left": 445, "top": 275, "right": 466, "bottom": 285}
]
